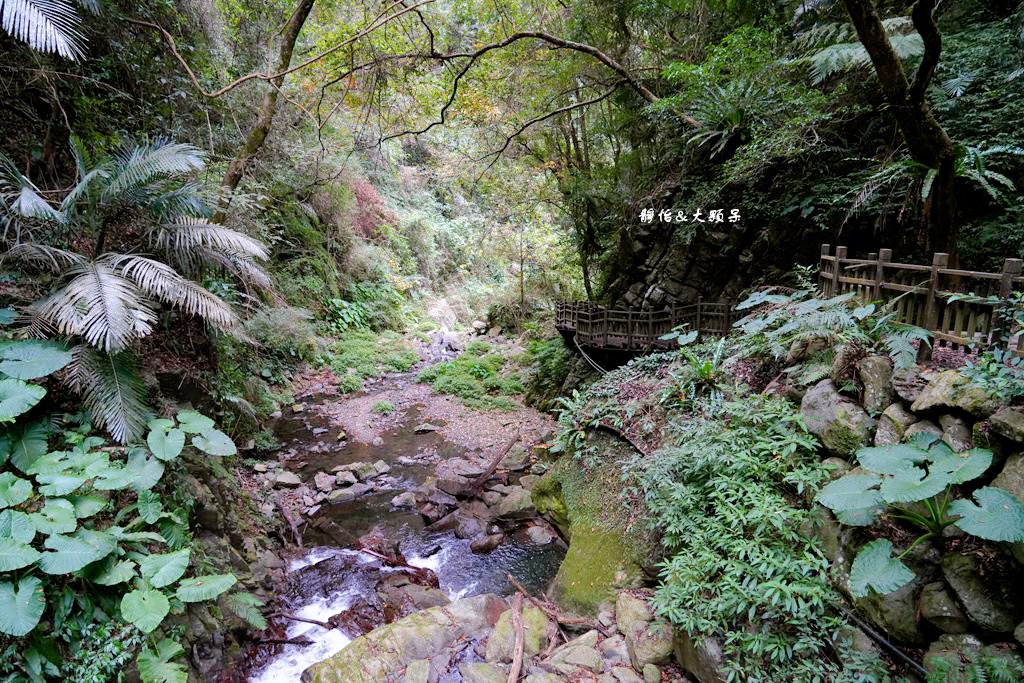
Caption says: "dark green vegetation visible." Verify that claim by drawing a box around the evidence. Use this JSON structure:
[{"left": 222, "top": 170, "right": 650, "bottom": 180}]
[{"left": 3, "top": 0, "right": 1024, "bottom": 680}]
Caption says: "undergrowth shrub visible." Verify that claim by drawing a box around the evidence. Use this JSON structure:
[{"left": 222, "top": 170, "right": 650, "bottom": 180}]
[
  {"left": 244, "top": 307, "right": 321, "bottom": 361},
  {"left": 328, "top": 330, "right": 419, "bottom": 392},
  {"left": 417, "top": 346, "right": 523, "bottom": 410},
  {"left": 627, "top": 395, "right": 846, "bottom": 682},
  {"left": 524, "top": 337, "right": 573, "bottom": 411}
]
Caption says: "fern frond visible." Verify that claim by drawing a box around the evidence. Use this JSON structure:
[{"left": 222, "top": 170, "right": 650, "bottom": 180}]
[
  {"left": 3, "top": 242, "right": 86, "bottom": 271},
  {"left": 0, "top": 0, "right": 86, "bottom": 59},
  {"left": 0, "top": 153, "right": 64, "bottom": 222},
  {"left": 808, "top": 28, "right": 922, "bottom": 83},
  {"left": 197, "top": 247, "right": 274, "bottom": 291},
  {"left": 110, "top": 254, "right": 237, "bottom": 332},
  {"left": 102, "top": 141, "right": 204, "bottom": 202},
  {"left": 146, "top": 218, "right": 268, "bottom": 271},
  {"left": 66, "top": 346, "right": 147, "bottom": 442},
  {"left": 147, "top": 183, "right": 209, "bottom": 220},
  {"left": 38, "top": 259, "right": 154, "bottom": 352}
]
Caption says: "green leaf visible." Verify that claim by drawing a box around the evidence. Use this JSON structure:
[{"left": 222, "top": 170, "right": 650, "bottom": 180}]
[
  {"left": 36, "top": 474, "right": 86, "bottom": 497},
  {"left": 836, "top": 506, "right": 882, "bottom": 527},
  {"left": 931, "top": 447, "right": 993, "bottom": 485},
  {"left": 849, "top": 539, "right": 915, "bottom": 598},
  {"left": 0, "top": 537, "right": 41, "bottom": 570},
  {"left": 92, "top": 558, "right": 137, "bottom": 586},
  {"left": 225, "top": 592, "right": 267, "bottom": 630},
  {"left": 815, "top": 474, "right": 883, "bottom": 512},
  {"left": 0, "top": 340, "right": 73, "bottom": 380},
  {"left": 10, "top": 422, "right": 50, "bottom": 473},
  {"left": 0, "top": 472, "right": 32, "bottom": 508},
  {"left": 949, "top": 487, "right": 1024, "bottom": 542},
  {"left": 175, "top": 410, "right": 214, "bottom": 434},
  {"left": 120, "top": 588, "right": 170, "bottom": 633},
  {"left": 127, "top": 452, "right": 164, "bottom": 491},
  {"left": 175, "top": 573, "right": 236, "bottom": 602},
  {"left": 68, "top": 495, "right": 108, "bottom": 518},
  {"left": 855, "top": 444, "right": 929, "bottom": 475},
  {"left": 0, "top": 509, "right": 35, "bottom": 542},
  {"left": 147, "top": 427, "right": 185, "bottom": 461},
  {"left": 879, "top": 466, "right": 951, "bottom": 503},
  {"left": 136, "top": 491, "right": 163, "bottom": 524},
  {"left": 137, "top": 639, "right": 187, "bottom": 683},
  {"left": 30, "top": 498, "right": 76, "bottom": 535},
  {"left": 191, "top": 429, "right": 235, "bottom": 457},
  {"left": 147, "top": 418, "right": 175, "bottom": 432},
  {"left": 140, "top": 549, "right": 190, "bottom": 588},
  {"left": 0, "top": 577, "right": 45, "bottom": 636},
  {"left": 852, "top": 304, "right": 875, "bottom": 320},
  {"left": 0, "top": 378, "right": 46, "bottom": 421},
  {"left": 38, "top": 531, "right": 113, "bottom": 574}
]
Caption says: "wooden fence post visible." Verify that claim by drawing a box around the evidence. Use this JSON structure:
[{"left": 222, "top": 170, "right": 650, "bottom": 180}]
[
  {"left": 820, "top": 244, "right": 831, "bottom": 294},
  {"left": 832, "top": 246, "right": 847, "bottom": 297},
  {"left": 994, "top": 257, "right": 1024, "bottom": 347},
  {"left": 918, "top": 252, "right": 949, "bottom": 361},
  {"left": 875, "top": 248, "right": 891, "bottom": 300},
  {"left": 696, "top": 296, "right": 703, "bottom": 334}
]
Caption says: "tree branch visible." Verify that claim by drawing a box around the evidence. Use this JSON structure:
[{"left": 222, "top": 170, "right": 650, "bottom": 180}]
[{"left": 908, "top": 0, "right": 941, "bottom": 105}]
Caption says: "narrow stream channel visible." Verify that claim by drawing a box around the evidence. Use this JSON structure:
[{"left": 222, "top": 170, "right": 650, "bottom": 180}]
[{"left": 247, "top": 364, "right": 565, "bottom": 681}]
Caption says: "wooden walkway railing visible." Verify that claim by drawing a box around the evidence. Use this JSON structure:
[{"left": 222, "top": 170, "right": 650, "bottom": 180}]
[
  {"left": 555, "top": 299, "right": 734, "bottom": 352},
  {"left": 819, "top": 244, "right": 1024, "bottom": 352}
]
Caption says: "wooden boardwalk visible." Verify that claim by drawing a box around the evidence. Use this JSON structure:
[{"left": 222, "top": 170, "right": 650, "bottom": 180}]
[{"left": 555, "top": 299, "right": 734, "bottom": 352}]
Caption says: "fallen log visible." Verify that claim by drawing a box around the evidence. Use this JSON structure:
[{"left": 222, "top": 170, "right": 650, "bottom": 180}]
[
  {"left": 469, "top": 434, "right": 520, "bottom": 496},
  {"left": 507, "top": 592, "right": 525, "bottom": 683}
]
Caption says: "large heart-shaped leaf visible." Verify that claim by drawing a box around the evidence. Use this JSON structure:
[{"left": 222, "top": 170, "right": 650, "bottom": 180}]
[
  {"left": 137, "top": 639, "right": 187, "bottom": 683},
  {"left": 147, "top": 427, "right": 185, "bottom": 461},
  {"left": 836, "top": 505, "right": 882, "bottom": 527},
  {"left": 849, "top": 538, "right": 915, "bottom": 598},
  {"left": 175, "top": 574, "right": 236, "bottom": 602},
  {"left": 136, "top": 492, "right": 163, "bottom": 524},
  {"left": 68, "top": 495, "right": 108, "bottom": 519},
  {"left": 0, "top": 378, "right": 45, "bottom": 422},
  {"left": 38, "top": 532, "right": 113, "bottom": 574},
  {"left": 37, "top": 474, "right": 86, "bottom": 497},
  {"left": 30, "top": 499, "right": 76, "bottom": 535},
  {"left": 0, "top": 577, "right": 45, "bottom": 636},
  {"left": 10, "top": 421, "right": 50, "bottom": 473},
  {"left": 0, "top": 340, "right": 72, "bottom": 380},
  {"left": 879, "top": 466, "right": 951, "bottom": 503},
  {"left": 120, "top": 588, "right": 170, "bottom": 633},
  {"left": 140, "top": 548, "right": 190, "bottom": 588},
  {"left": 855, "top": 444, "right": 929, "bottom": 475},
  {"left": 191, "top": 429, "right": 235, "bottom": 457},
  {"left": 92, "top": 558, "right": 137, "bottom": 586},
  {"left": 126, "top": 452, "right": 164, "bottom": 492},
  {"left": 950, "top": 487, "right": 1024, "bottom": 542},
  {"left": 0, "top": 509, "right": 35, "bottom": 543},
  {"left": 176, "top": 410, "right": 214, "bottom": 434},
  {"left": 815, "top": 474, "right": 883, "bottom": 512},
  {"left": 931, "top": 448, "right": 993, "bottom": 485},
  {"left": 0, "top": 537, "right": 41, "bottom": 570},
  {"left": 0, "top": 472, "right": 32, "bottom": 508}
]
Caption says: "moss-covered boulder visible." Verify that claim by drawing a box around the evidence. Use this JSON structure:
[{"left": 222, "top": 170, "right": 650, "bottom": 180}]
[
  {"left": 911, "top": 370, "right": 999, "bottom": 418},
  {"left": 306, "top": 594, "right": 506, "bottom": 682},
  {"left": 485, "top": 605, "right": 550, "bottom": 662},
  {"left": 800, "top": 380, "right": 876, "bottom": 457}
]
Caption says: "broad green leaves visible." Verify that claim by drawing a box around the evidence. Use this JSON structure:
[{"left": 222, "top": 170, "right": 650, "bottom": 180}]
[
  {"left": 0, "top": 577, "right": 45, "bottom": 636},
  {"left": 854, "top": 444, "right": 928, "bottom": 475},
  {"left": 138, "top": 639, "right": 188, "bottom": 683},
  {"left": 0, "top": 472, "right": 32, "bottom": 507},
  {"left": 121, "top": 587, "right": 170, "bottom": 633},
  {"left": 0, "top": 537, "right": 41, "bottom": 570},
  {"left": 191, "top": 429, "right": 236, "bottom": 456},
  {"left": 878, "top": 466, "right": 950, "bottom": 502},
  {"left": 176, "top": 410, "right": 214, "bottom": 434},
  {"left": 39, "top": 530, "right": 114, "bottom": 574},
  {"left": 93, "top": 558, "right": 138, "bottom": 585},
  {"left": 148, "top": 411, "right": 235, "bottom": 457},
  {"left": 0, "top": 379, "right": 45, "bottom": 422},
  {"left": 849, "top": 539, "right": 914, "bottom": 598},
  {"left": 175, "top": 573, "right": 236, "bottom": 602},
  {"left": 147, "top": 426, "right": 185, "bottom": 461},
  {"left": 814, "top": 474, "right": 882, "bottom": 511},
  {"left": 0, "top": 509, "right": 35, "bottom": 542},
  {"left": 949, "top": 487, "right": 1024, "bottom": 541},
  {"left": 0, "top": 340, "right": 72, "bottom": 380},
  {"left": 140, "top": 549, "right": 190, "bottom": 588}
]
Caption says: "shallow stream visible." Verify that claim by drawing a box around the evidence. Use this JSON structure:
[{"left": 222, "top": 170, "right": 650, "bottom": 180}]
[{"left": 247, "top": 374, "right": 564, "bottom": 681}]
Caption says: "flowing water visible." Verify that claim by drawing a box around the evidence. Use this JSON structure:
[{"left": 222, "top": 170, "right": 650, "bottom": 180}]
[{"left": 247, "top": 374, "right": 565, "bottom": 681}]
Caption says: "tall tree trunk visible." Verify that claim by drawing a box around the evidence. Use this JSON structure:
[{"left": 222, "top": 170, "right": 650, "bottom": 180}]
[
  {"left": 843, "top": 0, "right": 958, "bottom": 260},
  {"left": 215, "top": 0, "right": 316, "bottom": 221}
]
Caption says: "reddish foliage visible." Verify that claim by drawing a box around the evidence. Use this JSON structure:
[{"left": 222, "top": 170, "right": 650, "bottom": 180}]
[{"left": 350, "top": 180, "right": 396, "bottom": 239}]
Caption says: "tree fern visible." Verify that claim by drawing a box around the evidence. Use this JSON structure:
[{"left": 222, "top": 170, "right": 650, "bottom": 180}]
[
  {"left": 0, "top": 0, "right": 86, "bottom": 60},
  {"left": 101, "top": 142, "right": 204, "bottom": 202}
]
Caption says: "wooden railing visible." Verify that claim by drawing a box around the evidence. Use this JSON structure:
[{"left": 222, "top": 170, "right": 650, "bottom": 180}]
[
  {"left": 819, "top": 244, "right": 1024, "bottom": 351},
  {"left": 555, "top": 299, "right": 734, "bottom": 352}
]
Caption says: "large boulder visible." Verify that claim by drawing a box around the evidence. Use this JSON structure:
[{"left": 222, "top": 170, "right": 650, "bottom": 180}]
[
  {"left": 460, "top": 662, "right": 508, "bottom": 683},
  {"left": 485, "top": 606, "right": 550, "bottom": 662},
  {"left": 800, "top": 380, "right": 876, "bottom": 457},
  {"left": 547, "top": 630, "right": 603, "bottom": 674},
  {"left": 892, "top": 367, "right": 934, "bottom": 403},
  {"left": 991, "top": 407, "right": 1024, "bottom": 443},
  {"left": 911, "top": 370, "right": 999, "bottom": 418},
  {"left": 941, "top": 553, "right": 1023, "bottom": 633},
  {"left": 858, "top": 355, "right": 893, "bottom": 415},
  {"left": 672, "top": 631, "right": 724, "bottom": 683},
  {"left": 854, "top": 579, "right": 928, "bottom": 644},
  {"left": 874, "top": 403, "right": 917, "bottom": 446},
  {"left": 920, "top": 581, "right": 971, "bottom": 634},
  {"left": 495, "top": 486, "right": 535, "bottom": 518},
  {"left": 307, "top": 594, "right": 506, "bottom": 682},
  {"left": 939, "top": 414, "right": 972, "bottom": 452},
  {"left": 615, "top": 592, "right": 673, "bottom": 669}
]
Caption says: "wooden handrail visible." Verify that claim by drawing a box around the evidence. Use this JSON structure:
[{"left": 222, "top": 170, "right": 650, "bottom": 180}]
[{"left": 555, "top": 298, "right": 735, "bottom": 351}]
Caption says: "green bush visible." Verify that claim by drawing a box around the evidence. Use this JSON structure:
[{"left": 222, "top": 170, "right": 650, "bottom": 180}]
[
  {"left": 372, "top": 400, "right": 395, "bottom": 414},
  {"left": 416, "top": 347, "right": 525, "bottom": 410},
  {"left": 524, "top": 338, "right": 574, "bottom": 411},
  {"left": 327, "top": 330, "right": 420, "bottom": 392}
]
